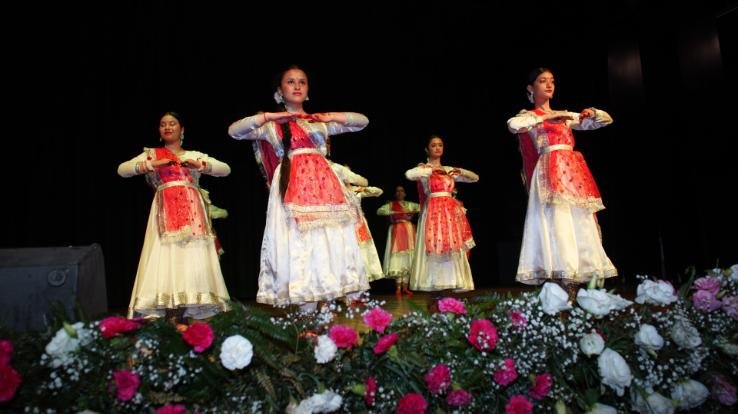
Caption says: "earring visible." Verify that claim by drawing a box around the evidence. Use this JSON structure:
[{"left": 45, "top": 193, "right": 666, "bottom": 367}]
[
  {"left": 274, "top": 90, "right": 284, "bottom": 104},
  {"left": 526, "top": 90, "right": 534, "bottom": 104},
  {"left": 180, "top": 133, "right": 184, "bottom": 143},
  {"left": 305, "top": 96, "right": 310, "bottom": 101}
]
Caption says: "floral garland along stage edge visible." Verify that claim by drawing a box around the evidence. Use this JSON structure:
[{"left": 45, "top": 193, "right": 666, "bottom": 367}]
[{"left": 1, "top": 265, "right": 737, "bottom": 413}]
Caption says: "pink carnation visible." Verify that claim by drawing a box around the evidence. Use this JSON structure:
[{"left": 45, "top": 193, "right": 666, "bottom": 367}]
[
  {"left": 529, "top": 372, "right": 553, "bottom": 400},
  {"left": 509, "top": 310, "right": 527, "bottom": 329},
  {"left": 692, "top": 290, "right": 722, "bottom": 312},
  {"left": 364, "top": 376, "right": 377, "bottom": 406},
  {"left": 711, "top": 374, "right": 737, "bottom": 406},
  {"left": 446, "top": 389, "right": 473, "bottom": 407},
  {"left": 467, "top": 319, "right": 498, "bottom": 351},
  {"left": 373, "top": 332, "right": 398, "bottom": 355},
  {"left": 155, "top": 404, "right": 188, "bottom": 414},
  {"left": 505, "top": 395, "right": 534, "bottom": 414},
  {"left": 493, "top": 358, "right": 518, "bottom": 386},
  {"left": 424, "top": 363, "right": 452, "bottom": 394},
  {"left": 722, "top": 296, "right": 738, "bottom": 321},
  {"left": 329, "top": 325, "right": 359, "bottom": 349},
  {"left": 182, "top": 322, "right": 214, "bottom": 353},
  {"left": 0, "top": 364, "right": 21, "bottom": 402},
  {"left": 112, "top": 370, "right": 140, "bottom": 402},
  {"left": 99, "top": 316, "right": 142, "bottom": 339},
  {"left": 694, "top": 277, "right": 721, "bottom": 295},
  {"left": 396, "top": 392, "right": 428, "bottom": 414},
  {"left": 364, "top": 307, "right": 393, "bottom": 334},
  {"left": 437, "top": 297, "right": 467, "bottom": 315},
  {"left": 0, "top": 340, "right": 12, "bottom": 366}
]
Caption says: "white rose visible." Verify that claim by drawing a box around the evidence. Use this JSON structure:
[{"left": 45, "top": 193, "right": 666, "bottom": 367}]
[
  {"left": 634, "top": 324, "right": 664, "bottom": 351},
  {"left": 631, "top": 389, "right": 675, "bottom": 414},
  {"left": 670, "top": 318, "right": 702, "bottom": 349},
  {"left": 598, "top": 348, "right": 632, "bottom": 396},
  {"left": 635, "top": 279, "right": 678, "bottom": 306},
  {"left": 45, "top": 322, "right": 90, "bottom": 368},
  {"left": 585, "top": 403, "right": 618, "bottom": 414},
  {"left": 577, "top": 289, "right": 631, "bottom": 317},
  {"left": 671, "top": 379, "right": 709, "bottom": 410},
  {"left": 314, "top": 335, "right": 337, "bottom": 364},
  {"left": 580, "top": 331, "right": 605, "bottom": 356},
  {"left": 539, "top": 282, "right": 572, "bottom": 315},
  {"left": 219, "top": 335, "right": 253, "bottom": 370},
  {"left": 293, "top": 390, "right": 342, "bottom": 414}
]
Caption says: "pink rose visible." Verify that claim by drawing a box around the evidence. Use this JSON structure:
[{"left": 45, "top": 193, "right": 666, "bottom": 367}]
[
  {"left": 363, "top": 307, "right": 393, "bottom": 334},
  {"left": 467, "top": 319, "right": 498, "bottom": 351},
  {"left": 438, "top": 297, "right": 467, "bottom": 315},
  {"left": 373, "top": 333, "right": 398, "bottom": 355},
  {"left": 721, "top": 296, "right": 738, "bottom": 321},
  {"left": 509, "top": 310, "right": 527, "bottom": 329},
  {"left": 112, "top": 370, "right": 140, "bottom": 402},
  {"left": 155, "top": 404, "right": 188, "bottom": 414},
  {"left": 493, "top": 358, "right": 518, "bottom": 386},
  {"left": 446, "top": 389, "right": 473, "bottom": 407},
  {"left": 99, "top": 316, "right": 142, "bottom": 339},
  {"left": 364, "top": 376, "right": 377, "bottom": 406},
  {"left": 182, "top": 322, "right": 214, "bottom": 353},
  {"left": 694, "top": 277, "right": 721, "bottom": 295},
  {"left": 0, "top": 364, "right": 22, "bottom": 402},
  {"left": 396, "top": 392, "right": 428, "bottom": 414},
  {"left": 424, "top": 364, "right": 451, "bottom": 394},
  {"left": 505, "top": 395, "right": 534, "bottom": 414},
  {"left": 529, "top": 372, "right": 553, "bottom": 400},
  {"left": 329, "top": 325, "right": 359, "bottom": 349},
  {"left": 0, "top": 340, "right": 13, "bottom": 366},
  {"left": 692, "top": 290, "right": 722, "bottom": 312},
  {"left": 711, "top": 374, "right": 737, "bottom": 406}
]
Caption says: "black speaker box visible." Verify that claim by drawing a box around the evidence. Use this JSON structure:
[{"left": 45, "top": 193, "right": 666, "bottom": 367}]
[{"left": 0, "top": 244, "right": 107, "bottom": 331}]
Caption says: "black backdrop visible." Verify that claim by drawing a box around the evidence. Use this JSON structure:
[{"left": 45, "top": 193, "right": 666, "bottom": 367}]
[{"left": 5, "top": 1, "right": 737, "bottom": 310}]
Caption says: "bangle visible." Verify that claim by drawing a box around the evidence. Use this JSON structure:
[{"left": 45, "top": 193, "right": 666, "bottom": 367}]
[
  {"left": 198, "top": 161, "right": 207, "bottom": 173},
  {"left": 263, "top": 113, "right": 268, "bottom": 124}
]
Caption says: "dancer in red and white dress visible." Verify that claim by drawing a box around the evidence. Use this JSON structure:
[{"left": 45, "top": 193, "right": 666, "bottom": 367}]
[
  {"left": 118, "top": 111, "right": 231, "bottom": 322},
  {"left": 228, "top": 66, "right": 369, "bottom": 311},
  {"left": 507, "top": 67, "right": 617, "bottom": 287},
  {"left": 405, "top": 135, "right": 478, "bottom": 292},
  {"left": 376, "top": 185, "right": 420, "bottom": 295}
]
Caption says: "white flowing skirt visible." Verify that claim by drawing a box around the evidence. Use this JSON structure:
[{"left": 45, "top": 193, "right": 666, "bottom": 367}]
[
  {"left": 408, "top": 208, "right": 475, "bottom": 292},
  {"left": 256, "top": 168, "right": 369, "bottom": 305},
  {"left": 128, "top": 198, "right": 230, "bottom": 320},
  {"left": 382, "top": 227, "right": 414, "bottom": 281},
  {"left": 516, "top": 164, "right": 618, "bottom": 285}
]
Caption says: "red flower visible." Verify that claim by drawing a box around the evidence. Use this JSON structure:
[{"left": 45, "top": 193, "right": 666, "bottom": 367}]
[
  {"left": 0, "top": 364, "right": 22, "bottom": 402},
  {"left": 424, "top": 364, "right": 451, "bottom": 394},
  {"left": 155, "top": 404, "right": 188, "bottom": 414},
  {"left": 99, "top": 316, "right": 142, "bottom": 339},
  {"left": 509, "top": 310, "right": 528, "bottom": 329},
  {"left": 0, "top": 340, "right": 13, "bottom": 366},
  {"left": 112, "top": 370, "right": 140, "bottom": 402},
  {"left": 182, "top": 322, "right": 214, "bottom": 353},
  {"left": 396, "top": 392, "right": 428, "bottom": 414},
  {"left": 528, "top": 372, "right": 553, "bottom": 400},
  {"left": 446, "top": 389, "right": 473, "bottom": 407},
  {"left": 363, "top": 307, "right": 393, "bottom": 334},
  {"left": 467, "top": 319, "right": 498, "bottom": 351},
  {"left": 373, "top": 333, "right": 398, "bottom": 355},
  {"left": 505, "top": 395, "right": 533, "bottom": 414},
  {"left": 493, "top": 358, "right": 518, "bottom": 386},
  {"left": 328, "top": 325, "right": 359, "bottom": 349},
  {"left": 364, "top": 376, "right": 377, "bottom": 406},
  {"left": 437, "top": 297, "right": 467, "bottom": 315}
]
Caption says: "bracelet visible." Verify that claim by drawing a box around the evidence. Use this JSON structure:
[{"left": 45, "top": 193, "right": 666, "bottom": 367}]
[
  {"left": 263, "top": 113, "right": 268, "bottom": 124},
  {"left": 198, "top": 160, "right": 207, "bottom": 173}
]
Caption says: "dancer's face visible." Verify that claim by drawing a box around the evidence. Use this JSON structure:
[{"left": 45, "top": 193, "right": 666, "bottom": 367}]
[
  {"left": 159, "top": 114, "right": 184, "bottom": 145},
  {"left": 395, "top": 186, "right": 406, "bottom": 201},
  {"left": 280, "top": 68, "right": 309, "bottom": 106},
  {"left": 527, "top": 71, "right": 555, "bottom": 102},
  {"left": 427, "top": 137, "right": 444, "bottom": 159}
]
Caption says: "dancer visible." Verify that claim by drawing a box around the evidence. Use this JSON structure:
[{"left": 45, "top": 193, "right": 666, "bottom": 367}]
[
  {"left": 376, "top": 185, "right": 420, "bottom": 295},
  {"left": 405, "top": 135, "right": 478, "bottom": 292},
  {"left": 507, "top": 67, "right": 617, "bottom": 292},
  {"left": 228, "top": 65, "right": 369, "bottom": 312},
  {"left": 118, "top": 111, "right": 231, "bottom": 323}
]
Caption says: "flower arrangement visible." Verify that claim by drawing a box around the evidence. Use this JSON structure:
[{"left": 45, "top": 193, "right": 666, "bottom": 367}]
[{"left": 1, "top": 265, "right": 737, "bottom": 413}]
